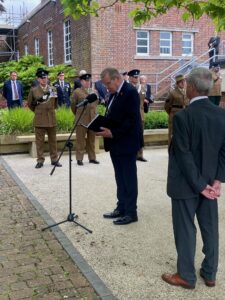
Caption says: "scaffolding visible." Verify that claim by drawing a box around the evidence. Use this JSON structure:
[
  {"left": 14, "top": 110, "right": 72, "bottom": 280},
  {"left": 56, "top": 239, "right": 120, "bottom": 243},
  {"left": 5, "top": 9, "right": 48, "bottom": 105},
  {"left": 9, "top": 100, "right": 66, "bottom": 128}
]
[{"left": 0, "top": 4, "right": 28, "bottom": 61}]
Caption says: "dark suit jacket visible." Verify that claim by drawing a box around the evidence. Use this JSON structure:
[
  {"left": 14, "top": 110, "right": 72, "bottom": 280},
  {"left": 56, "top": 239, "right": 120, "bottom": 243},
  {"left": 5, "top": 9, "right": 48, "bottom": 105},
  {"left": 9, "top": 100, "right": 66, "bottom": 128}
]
[
  {"left": 104, "top": 81, "right": 143, "bottom": 155},
  {"left": 208, "top": 36, "right": 220, "bottom": 54},
  {"left": 94, "top": 80, "right": 108, "bottom": 101},
  {"left": 53, "top": 80, "right": 71, "bottom": 106},
  {"left": 167, "top": 98, "right": 225, "bottom": 199},
  {"left": 3, "top": 80, "right": 23, "bottom": 107}
]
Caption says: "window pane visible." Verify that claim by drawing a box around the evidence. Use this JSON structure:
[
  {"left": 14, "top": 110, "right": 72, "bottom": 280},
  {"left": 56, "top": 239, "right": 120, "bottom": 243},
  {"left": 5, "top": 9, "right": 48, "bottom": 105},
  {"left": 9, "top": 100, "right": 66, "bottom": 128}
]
[
  {"left": 137, "top": 31, "right": 148, "bottom": 38},
  {"left": 137, "top": 40, "right": 148, "bottom": 46},
  {"left": 137, "top": 47, "right": 148, "bottom": 53},
  {"left": 160, "top": 32, "right": 170, "bottom": 39}
]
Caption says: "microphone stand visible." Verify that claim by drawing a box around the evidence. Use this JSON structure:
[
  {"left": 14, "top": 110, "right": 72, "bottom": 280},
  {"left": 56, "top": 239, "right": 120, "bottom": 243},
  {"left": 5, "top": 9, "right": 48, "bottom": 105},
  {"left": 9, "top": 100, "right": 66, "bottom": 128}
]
[{"left": 42, "top": 104, "right": 92, "bottom": 233}]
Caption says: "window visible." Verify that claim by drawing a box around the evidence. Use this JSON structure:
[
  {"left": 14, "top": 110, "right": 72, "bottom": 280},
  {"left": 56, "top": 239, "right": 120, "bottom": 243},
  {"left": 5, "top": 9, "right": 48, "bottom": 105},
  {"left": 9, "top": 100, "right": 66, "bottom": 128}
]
[
  {"left": 64, "top": 20, "right": 72, "bottom": 63},
  {"left": 24, "top": 45, "right": 28, "bottom": 56},
  {"left": 34, "top": 38, "right": 40, "bottom": 56},
  {"left": 182, "top": 33, "right": 193, "bottom": 56},
  {"left": 47, "top": 31, "right": 54, "bottom": 66},
  {"left": 136, "top": 31, "right": 149, "bottom": 55},
  {"left": 160, "top": 32, "right": 172, "bottom": 56}
]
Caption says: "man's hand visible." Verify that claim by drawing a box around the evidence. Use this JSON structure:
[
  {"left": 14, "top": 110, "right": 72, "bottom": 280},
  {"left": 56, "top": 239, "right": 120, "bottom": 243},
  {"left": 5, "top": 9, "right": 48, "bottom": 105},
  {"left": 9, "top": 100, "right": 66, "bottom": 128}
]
[
  {"left": 212, "top": 180, "right": 221, "bottom": 197},
  {"left": 201, "top": 184, "right": 217, "bottom": 200},
  {"left": 96, "top": 127, "right": 113, "bottom": 138}
]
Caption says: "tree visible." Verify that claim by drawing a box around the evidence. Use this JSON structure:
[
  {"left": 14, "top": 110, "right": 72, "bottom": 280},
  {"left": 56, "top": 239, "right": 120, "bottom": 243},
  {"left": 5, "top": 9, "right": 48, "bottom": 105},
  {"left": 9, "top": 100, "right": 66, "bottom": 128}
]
[{"left": 60, "top": 0, "right": 225, "bottom": 31}]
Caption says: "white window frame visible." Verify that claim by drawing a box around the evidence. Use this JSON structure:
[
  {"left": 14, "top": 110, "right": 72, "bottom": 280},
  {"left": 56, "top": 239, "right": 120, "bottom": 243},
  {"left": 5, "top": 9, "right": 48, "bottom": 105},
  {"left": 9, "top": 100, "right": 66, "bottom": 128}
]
[
  {"left": 47, "top": 31, "right": 54, "bottom": 66},
  {"left": 182, "top": 32, "right": 193, "bottom": 56},
  {"left": 24, "top": 44, "right": 28, "bottom": 56},
  {"left": 136, "top": 30, "right": 149, "bottom": 55},
  {"left": 64, "top": 20, "right": 72, "bottom": 63},
  {"left": 160, "top": 31, "right": 172, "bottom": 56},
  {"left": 34, "top": 38, "right": 40, "bottom": 56}
]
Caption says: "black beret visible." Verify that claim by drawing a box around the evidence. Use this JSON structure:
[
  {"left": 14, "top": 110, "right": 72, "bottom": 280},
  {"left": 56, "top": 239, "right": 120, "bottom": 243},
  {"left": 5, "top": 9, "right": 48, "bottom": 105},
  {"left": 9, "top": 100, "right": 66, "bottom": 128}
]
[
  {"left": 80, "top": 73, "right": 92, "bottom": 80},
  {"left": 127, "top": 69, "right": 140, "bottom": 77},
  {"left": 122, "top": 71, "right": 128, "bottom": 76},
  {"left": 58, "top": 71, "right": 64, "bottom": 76},
  {"left": 36, "top": 69, "right": 49, "bottom": 78}
]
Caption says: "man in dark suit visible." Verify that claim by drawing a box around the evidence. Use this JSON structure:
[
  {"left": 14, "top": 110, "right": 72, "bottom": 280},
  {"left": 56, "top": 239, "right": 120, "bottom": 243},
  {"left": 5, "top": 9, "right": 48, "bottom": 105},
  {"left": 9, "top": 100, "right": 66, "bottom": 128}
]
[
  {"left": 53, "top": 71, "right": 71, "bottom": 107},
  {"left": 3, "top": 71, "right": 24, "bottom": 109},
  {"left": 162, "top": 67, "right": 225, "bottom": 289},
  {"left": 97, "top": 67, "right": 143, "bottom": 225}
]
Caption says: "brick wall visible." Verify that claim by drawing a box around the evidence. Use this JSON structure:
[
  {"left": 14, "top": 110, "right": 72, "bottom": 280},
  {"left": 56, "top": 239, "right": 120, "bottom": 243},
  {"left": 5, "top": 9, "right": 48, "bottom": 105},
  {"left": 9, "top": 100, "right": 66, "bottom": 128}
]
[{"left": 17, "top": 0, "right": 225, "bottom": 96}]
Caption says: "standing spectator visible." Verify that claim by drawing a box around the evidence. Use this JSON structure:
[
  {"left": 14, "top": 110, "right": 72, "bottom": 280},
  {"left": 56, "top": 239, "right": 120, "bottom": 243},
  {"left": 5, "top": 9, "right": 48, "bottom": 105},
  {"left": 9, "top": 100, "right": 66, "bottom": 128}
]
[
  {"left": 27, "top": 69, "right": 62, "bottom": 169},
  {"left": 94, "top": 79, "right": 108, "bottom": 104},
  {"left": 71, "top": 73, "right": 99, "bottom": 166},
  {"left": 122, "top": 71, "right": 129, "bottom": 82},
  {"left": 208, "top": 62, "right": 222, "bottom": 106},
  {"left": 139, "top": 74, "right": 153, "bottom": 113},
  {"left": 98, "top": 67, "right": 143, "bottom": 225},
  {"left": 74, "top": 70, "right": 87, "bottom": 90},
  {"left": 164, "top": 74, "right": 189, "bottom": 146},
  {"left": 53, "top": 71, "right": 71, "bottom": 107},
  {"left": 208, "top": 33, "right": 220, "bottom": 69},
  {"left": 3, "top": 71, "right": 23, "bottom": 109},
  {"left": 128, "top": 69, "right": 147, "bottom": 162},
  {"left": 162, "top": 67, "right": 225, "bottom": 289}
]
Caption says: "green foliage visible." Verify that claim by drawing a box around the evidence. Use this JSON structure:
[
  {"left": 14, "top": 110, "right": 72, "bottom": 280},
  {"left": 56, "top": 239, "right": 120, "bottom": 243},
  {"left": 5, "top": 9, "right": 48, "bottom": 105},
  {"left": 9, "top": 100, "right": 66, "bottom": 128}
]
[
  {"left": 0, "top": 55, "right": 76, "bottom": 99},
  {"left": 0, "top": 106, "right": 168, "bottom": 135},
  {"left": 55, "top": 107, "right": 74, "bottom": 132},
  {"left": 0, "top": 107, "right": 34, "bottom": 135},
  {"left": 60, "top": 0, "right": 225, "bottom": 31},
  {"left": 144, "top": 111, "right": 168, "bottom": 129}
]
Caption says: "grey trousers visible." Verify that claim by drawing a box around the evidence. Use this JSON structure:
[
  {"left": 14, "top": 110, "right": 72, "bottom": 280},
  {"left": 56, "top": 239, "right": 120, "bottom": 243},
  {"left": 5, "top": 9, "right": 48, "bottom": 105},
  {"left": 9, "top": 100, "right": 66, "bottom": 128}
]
[{"left": 171, "top": 195, "right": 218, "bottom": 286}]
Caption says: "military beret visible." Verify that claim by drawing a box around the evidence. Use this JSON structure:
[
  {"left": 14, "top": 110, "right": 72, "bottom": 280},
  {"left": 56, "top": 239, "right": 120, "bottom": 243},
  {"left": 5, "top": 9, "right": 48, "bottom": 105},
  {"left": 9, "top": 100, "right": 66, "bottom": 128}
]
[
  {"left": 127, "top": 69, "right": 140, "bottom": 77},
  {"left": 80, "top": 73, "right": 92, "bottom": 80},
  {"left": 212, "top": 62, "right": 220, "bottom": 68},
  {"left": 36, "top": 69, "right": 49, "bottom": 78},
  {"left": 58, "top": 71, "right": 64, "bottom": 76},
  {"left": 122, "top": 71, "right": 128, "bottom": 76},
  {"left": 175, "top": 74, "right": 185, "bottom": 83}
]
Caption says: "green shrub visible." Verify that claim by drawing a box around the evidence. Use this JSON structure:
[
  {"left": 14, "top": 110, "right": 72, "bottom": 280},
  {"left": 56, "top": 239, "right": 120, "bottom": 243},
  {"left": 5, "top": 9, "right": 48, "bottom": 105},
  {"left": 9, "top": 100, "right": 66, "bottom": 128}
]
[
  {"left": 144, "top": 111, "right": 168, "bottom": 129},
  {"left": 0, "top": 107, "right": 168, "bottom": 135},
  {"left": 0, "top": 107, "right": 34, "bottom": 135}
]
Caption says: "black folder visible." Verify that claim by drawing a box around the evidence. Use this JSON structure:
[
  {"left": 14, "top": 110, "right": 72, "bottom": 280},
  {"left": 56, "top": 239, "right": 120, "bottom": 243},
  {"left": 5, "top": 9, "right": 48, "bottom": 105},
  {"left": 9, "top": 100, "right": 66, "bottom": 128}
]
[{"left": 81, "top": 114, "right": 111, "bottom": 132}]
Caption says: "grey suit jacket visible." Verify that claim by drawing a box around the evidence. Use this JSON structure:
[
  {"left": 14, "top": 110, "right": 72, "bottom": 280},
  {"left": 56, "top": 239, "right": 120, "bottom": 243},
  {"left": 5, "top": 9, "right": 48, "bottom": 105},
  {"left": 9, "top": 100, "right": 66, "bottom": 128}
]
[{"left": 167, "top": 98, "right": 225, "bottom": 199}]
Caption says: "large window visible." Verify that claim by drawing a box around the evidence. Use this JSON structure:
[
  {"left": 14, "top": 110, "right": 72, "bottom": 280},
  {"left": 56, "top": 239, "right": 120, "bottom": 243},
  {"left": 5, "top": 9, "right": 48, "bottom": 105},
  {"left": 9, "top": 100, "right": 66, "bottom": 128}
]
[
  {"left": 34, "top": 38, "right": 40, "bottom": 56},
  {"left": 24, "top": 45, "right": 28, "bottom": 56},
  {"left": 136, "top": 31, "right": 149, "bottom": 55},
  {"left": 182, "top": 33, "right": 193, "bottom": 56},
  {"left": 160, "top": 31, "right": 172, "bottom": 56},
  {"left": 64, "top": 20, "right": 72, "bottom": 63},
  {"left": 47, "top": 31, "right": 54, "bottom": 66}
]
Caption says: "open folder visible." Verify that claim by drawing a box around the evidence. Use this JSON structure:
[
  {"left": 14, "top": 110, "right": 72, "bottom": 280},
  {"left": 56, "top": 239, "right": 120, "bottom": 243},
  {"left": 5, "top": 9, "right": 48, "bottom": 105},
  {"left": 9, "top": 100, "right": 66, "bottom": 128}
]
[{"left": 81, "top": 114, "right": 111, "bottom": 132}]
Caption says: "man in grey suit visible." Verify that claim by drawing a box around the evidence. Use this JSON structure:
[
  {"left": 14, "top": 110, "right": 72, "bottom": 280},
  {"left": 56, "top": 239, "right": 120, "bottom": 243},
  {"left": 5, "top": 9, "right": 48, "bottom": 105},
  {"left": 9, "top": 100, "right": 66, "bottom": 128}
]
[{"left": 162, "top": 67, "right": 225, "bottom": 289}]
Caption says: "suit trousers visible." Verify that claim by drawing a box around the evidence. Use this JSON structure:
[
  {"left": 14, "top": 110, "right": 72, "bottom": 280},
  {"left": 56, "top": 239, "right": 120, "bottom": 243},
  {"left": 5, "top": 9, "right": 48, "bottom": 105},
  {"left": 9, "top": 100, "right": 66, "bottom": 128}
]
[
  {"left": 137, "top": 120, "right": 144, "bottom": 158},
  {"left": 110, "top": 153, "right": 138, "bottom": 217},
  {"left": 35, "top": 127, "right": 58, "bottom": 163},
  {"left": 172, "top": 195, "right": 218, "bottom": 286},
  {"left": 75, "top": 125, "right": 96, "bottom": 161}
]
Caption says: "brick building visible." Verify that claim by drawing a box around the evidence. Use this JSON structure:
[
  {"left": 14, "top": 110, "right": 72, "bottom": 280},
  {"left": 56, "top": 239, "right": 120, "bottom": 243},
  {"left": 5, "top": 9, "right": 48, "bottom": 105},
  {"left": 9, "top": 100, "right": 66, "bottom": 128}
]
[{"left": 17, "top": 0, "right": 225, "bottom": 95}]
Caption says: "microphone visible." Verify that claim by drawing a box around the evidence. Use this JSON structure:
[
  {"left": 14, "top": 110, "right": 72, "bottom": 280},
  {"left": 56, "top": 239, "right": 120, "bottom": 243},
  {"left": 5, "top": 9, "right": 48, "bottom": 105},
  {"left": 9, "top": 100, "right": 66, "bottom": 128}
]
[{"left": 76, "top": 93, "right": 98, "bottom": 108}]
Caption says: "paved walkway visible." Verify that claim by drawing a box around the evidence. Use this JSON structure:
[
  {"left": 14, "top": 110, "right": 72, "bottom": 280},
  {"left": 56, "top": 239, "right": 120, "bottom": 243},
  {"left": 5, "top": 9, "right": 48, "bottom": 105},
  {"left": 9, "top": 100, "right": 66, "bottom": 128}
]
[{"left": 0, "top": 158, "right": 113, "bottom": 300}]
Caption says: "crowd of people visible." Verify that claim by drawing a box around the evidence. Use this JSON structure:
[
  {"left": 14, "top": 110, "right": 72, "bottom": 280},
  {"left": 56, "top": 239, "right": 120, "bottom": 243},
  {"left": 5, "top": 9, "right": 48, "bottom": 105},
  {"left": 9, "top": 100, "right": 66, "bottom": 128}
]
[{"left": 1, "top": 61, "right": 225, "bottom": 289}]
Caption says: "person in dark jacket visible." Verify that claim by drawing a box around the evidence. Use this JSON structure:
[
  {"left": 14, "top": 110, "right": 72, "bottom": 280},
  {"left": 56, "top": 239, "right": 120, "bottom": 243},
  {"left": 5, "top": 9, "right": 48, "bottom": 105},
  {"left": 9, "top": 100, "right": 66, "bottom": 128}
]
[
  {"left": 162, "top": 67, "right": 225, "bottom": 289},
  {"left": 3, "top": 71, "right": 24, "bottom": 109},
  {"left": 208, "top": 34, "right": 220, "bottom": 69},
  {"left": 97, "top": 67, "right": 143, "bottom": 225},
  {"left": 53, "top": 71, "right": 71, "bottom": 107}
]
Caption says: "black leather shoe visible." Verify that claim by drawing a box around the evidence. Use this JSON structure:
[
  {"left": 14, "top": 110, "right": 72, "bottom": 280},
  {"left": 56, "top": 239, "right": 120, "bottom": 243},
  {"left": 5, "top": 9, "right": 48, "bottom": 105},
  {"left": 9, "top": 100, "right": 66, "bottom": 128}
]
[
  {"left": 89, "top": 160, "right": 100, "bottom": 164},
  {"left": 35, "top": 162, "right": 43, "bottom": 169},
  {"left": 77, "top": 160, "right": 83, "bottom": 166},
  {"left": 51, "top": 161, "right": 62, "bottom": 167},
  {"left": 137, "top": 157, "right": 147, "bottom": 162},
  {"left": 103, "top": 209, "right": 124, "bottom": 219},
  {"left": 113, "top": 215, "right": 138, "bottom": 225}
]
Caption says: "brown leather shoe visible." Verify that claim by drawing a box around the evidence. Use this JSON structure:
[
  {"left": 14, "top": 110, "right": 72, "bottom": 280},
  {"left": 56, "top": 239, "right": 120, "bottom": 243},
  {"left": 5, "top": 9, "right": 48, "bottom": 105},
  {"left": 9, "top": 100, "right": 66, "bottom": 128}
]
[
  {"left": 200, "top": 270, "right": 216, "bottom": 287},
  {"left": 161, "top": 273, "right": 195, "bottom": 289}
]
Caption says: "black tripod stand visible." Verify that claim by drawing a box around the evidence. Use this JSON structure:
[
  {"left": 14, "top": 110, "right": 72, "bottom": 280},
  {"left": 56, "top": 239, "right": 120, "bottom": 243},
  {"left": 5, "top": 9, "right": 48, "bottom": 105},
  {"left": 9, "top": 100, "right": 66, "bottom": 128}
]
[{"left": 42, "top": 105, "right": 92, "bottom": 233}]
